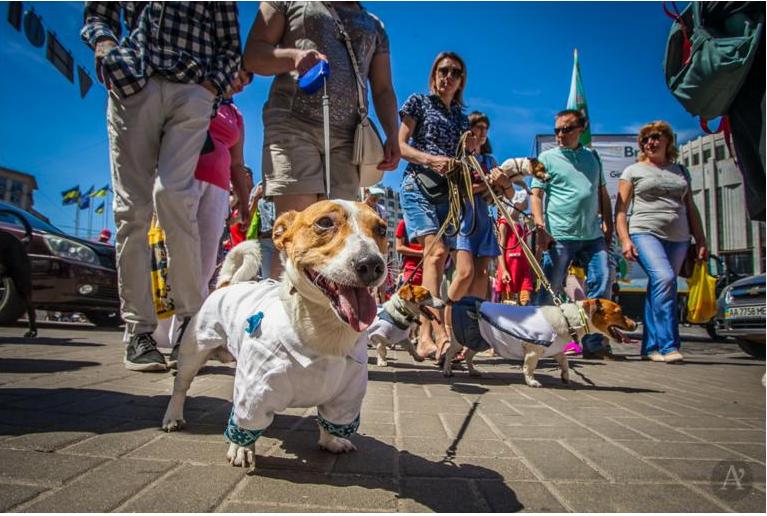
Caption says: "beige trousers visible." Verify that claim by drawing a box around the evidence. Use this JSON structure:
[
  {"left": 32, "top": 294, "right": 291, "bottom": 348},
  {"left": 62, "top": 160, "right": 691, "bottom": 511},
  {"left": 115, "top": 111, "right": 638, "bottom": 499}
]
[{"left": 107, "top": 76, "right": 214, "bottom": 340}]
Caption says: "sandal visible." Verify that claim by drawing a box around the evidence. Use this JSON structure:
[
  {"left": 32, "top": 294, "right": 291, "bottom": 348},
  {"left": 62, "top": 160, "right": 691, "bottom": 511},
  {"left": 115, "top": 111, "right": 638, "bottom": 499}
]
[{"left": 434, "top": 338, "right": 451, "bottom": 367}]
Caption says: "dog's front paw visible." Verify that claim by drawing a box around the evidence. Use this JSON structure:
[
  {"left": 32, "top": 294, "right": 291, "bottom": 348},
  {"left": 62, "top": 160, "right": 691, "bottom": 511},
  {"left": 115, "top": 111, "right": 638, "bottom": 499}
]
[
  {"left": 376, "top": 358, "right": 388, "bottom": 367},
  {"left": 161, "top": 417, "right": 185, "bottom": 432},
  {"left": 226, "top": 442, "right": 256, "bottom": 468},
  {"left": 468, "top": 368, "right": 483, "bottom": 378},
  {"left": 319, "top": 434, "right": 357, "bottom": 454},
  {"left": 24, "top": 329, "right": 37, "bottom": 338},
  {"left": 525, "top": 378, "right": 542, "bottom": 388}
]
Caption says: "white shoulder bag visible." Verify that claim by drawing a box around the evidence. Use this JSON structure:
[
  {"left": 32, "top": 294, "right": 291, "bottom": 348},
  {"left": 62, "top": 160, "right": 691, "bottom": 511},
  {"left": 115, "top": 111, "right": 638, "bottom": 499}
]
[{"left": 325, "top": 3, "right": 385, "bottom": 187}]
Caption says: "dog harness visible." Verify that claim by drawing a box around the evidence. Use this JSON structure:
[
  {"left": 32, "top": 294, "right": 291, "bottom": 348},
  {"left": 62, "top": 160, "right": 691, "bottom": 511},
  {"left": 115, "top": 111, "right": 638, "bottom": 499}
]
[
  {"left": 196, "top": 280, "right": 367, "bottom": 447},
  {"left": 366, "top": 297, "right": 417, "bottom": 346}
]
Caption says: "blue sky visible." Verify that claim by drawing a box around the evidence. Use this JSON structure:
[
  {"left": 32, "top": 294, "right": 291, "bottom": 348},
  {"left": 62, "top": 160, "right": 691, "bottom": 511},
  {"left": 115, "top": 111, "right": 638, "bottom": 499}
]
[{"left": 0, "top": 1, "right": 701, "bottom": 237}]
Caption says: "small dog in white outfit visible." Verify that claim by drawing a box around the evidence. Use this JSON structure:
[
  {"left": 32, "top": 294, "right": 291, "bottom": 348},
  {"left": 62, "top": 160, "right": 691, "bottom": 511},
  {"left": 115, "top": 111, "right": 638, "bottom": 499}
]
[
  {"left": 162, "top": 200, "right": 388, "bottom": 469},
  {"left": 368, "top": 283, "right": 444, "bottom": 366},
  {"left": 443, "top": 297, "right": 636, "bottom": 387}
]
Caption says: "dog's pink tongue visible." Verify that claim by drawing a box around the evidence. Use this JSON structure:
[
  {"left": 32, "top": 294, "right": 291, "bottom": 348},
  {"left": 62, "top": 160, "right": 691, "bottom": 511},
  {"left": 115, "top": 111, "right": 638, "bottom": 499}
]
[{"left": 337, "top": 285, "right": 377, "bottom": 332}]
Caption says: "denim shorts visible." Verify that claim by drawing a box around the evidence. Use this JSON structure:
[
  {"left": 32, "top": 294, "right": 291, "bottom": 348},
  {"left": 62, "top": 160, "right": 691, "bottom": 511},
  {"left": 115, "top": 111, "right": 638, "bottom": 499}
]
[
  {"left": 455, "top": 194, "right": 500, "bottom": 257},
  {"left": 400, "top": 174, "right": 455, "bottom": 247}
]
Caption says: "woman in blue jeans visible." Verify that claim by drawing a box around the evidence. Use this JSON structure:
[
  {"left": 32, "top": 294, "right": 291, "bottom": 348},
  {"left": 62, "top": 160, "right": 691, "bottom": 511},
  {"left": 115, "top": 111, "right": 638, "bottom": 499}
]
[
  {"left": 398, "top": 51, "right": 479, "bottom": 360},
  {"left": 615, "top": 121, "right": 708, "bottom": 363}
]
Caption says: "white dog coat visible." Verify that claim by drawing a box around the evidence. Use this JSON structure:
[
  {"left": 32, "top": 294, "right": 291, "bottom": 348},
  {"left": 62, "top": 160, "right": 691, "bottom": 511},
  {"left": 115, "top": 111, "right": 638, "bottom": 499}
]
[
  {"left": 478, "top": 303, "right": 569, "bottom": 359},
  {"left": 196, "top": 280, "right": 367, "bottom": 445},
  {"left": 366, "top": 304, "right": 414, "bottom": 346}
]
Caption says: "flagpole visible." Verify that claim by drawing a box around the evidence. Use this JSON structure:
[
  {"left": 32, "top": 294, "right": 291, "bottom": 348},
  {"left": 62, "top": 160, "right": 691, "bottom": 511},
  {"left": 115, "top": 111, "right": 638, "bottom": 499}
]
[
  {"left": 88, "top": 201, "right": 93, "bottom": 240},
  {"left": 106, "top": 190, "right": 111, "bottom": 235},
  {"left": 75, "top": 204, "right": 80, "bottom": 237}
]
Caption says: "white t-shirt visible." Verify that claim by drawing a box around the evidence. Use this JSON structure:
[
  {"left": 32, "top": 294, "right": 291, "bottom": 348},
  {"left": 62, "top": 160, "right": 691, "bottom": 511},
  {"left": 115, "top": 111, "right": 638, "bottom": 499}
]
[{"left": 196, "top": 280, "right": 368, "bottom": 431}]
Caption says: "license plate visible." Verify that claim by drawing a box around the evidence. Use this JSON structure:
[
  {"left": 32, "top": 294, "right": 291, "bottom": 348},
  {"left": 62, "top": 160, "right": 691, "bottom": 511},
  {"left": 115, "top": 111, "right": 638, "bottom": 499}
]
[{"left": 725, "top": 305, "right": 766, "bottom": 319}]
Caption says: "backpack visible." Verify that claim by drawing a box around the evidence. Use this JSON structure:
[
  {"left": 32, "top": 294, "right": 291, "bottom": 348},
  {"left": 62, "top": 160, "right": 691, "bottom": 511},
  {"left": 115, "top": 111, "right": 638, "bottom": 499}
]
[{"left": 663, "top": 1, "right": 763, "bottom": 120}]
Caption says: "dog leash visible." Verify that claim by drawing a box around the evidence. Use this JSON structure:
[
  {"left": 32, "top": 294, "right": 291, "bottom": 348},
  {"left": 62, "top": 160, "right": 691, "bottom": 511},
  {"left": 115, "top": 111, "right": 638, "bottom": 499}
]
[
  {"left": 402, "top": 131, "right": 476, "bottom": 286},
  {"left": 469, "top": 157, "right": 585, "bottom": 345}
]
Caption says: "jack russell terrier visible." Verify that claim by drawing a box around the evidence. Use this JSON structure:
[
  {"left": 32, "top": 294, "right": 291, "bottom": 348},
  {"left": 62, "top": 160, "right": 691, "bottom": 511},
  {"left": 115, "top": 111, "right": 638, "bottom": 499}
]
[
  {"left": 498, "top": 157, "right": 550, "bottom": 193},
  {"left": 367, "top": 283, "right": 444, "bottom": 366},
  {"left": 162, "top": 200, "right": 388, "bottom": 468},
  {"left": 443, "top": 297, "right": 636, "bottom": 387}
]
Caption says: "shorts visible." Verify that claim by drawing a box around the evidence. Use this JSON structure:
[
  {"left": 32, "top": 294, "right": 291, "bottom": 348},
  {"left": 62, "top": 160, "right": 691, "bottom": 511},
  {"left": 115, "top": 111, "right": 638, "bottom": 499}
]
[
  {"left": 400, "top": 173, "right": 455, "bottom": 247},
  {"left": 455, "top": 195, "right": 500, "bottom": 257},
  {"left": 262, "top": 110, "right": 360, "bottom": 200}
]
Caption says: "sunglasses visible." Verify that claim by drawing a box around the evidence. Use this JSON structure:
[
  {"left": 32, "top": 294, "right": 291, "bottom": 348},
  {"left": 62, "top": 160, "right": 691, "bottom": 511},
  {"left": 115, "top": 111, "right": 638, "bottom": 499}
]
[
  {"left": 437, "top": 66, "right": 463, "bottom": 79},
  {"left": 554, "top": 125, "right": 580, "bottom": 135},
  {"left": 472, "top": 123, "right": 489, "bottom": 131},
  {"left": 640, "top": 132, "right": 664, "bottom": 145}
]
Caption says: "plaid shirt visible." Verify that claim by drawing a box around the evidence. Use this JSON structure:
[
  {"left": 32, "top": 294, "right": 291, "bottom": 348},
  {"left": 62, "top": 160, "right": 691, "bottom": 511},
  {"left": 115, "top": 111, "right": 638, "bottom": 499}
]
[{"left": 81, "top": 2, "right": 241, "bottom": 99}]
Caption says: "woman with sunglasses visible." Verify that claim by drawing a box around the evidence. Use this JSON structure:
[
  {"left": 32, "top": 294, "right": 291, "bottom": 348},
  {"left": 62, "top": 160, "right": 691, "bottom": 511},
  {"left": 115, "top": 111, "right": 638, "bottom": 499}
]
[
  {"left": 615, "top": 121, "right": 708, "bottom": 363},
  {"left": 397, "top": 51, "right": 479, "bottom": 361}
]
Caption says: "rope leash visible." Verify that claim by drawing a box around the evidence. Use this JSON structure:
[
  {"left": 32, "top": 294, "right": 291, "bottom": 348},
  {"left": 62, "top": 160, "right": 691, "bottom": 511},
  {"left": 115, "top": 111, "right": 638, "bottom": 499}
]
[{"left": 469, "top": 156, "right": 585, "bottom": 345}]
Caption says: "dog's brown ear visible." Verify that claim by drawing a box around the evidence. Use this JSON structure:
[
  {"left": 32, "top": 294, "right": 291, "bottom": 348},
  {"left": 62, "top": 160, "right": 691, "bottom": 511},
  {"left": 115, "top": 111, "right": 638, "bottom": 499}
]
[
  {"left": 272, "top": 210, "right": 298, "bottom": 251},
  {"left": 581, "top": 299, "right": 599, "bottom": 317},
  {"left": 397, "top": 283, "right": 415, "bottom": 302},
  {"left": 594, "top": 299, "right": 604, "bottom": 314},
  {"left": 412, "top": 285, "right": 431, "bottom": 303}
]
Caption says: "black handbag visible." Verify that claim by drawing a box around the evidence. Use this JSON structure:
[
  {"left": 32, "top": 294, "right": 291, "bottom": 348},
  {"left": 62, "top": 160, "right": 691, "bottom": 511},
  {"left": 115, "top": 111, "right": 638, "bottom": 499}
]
[{"left": 413, "top": 169, "right": 450, "bottom": 204}]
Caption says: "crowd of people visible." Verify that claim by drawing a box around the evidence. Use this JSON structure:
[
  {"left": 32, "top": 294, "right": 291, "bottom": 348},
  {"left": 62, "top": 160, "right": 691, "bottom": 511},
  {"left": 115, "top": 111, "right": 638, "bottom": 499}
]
[{"left": 81, "top": 1, "right": 708, "bottom": 372}]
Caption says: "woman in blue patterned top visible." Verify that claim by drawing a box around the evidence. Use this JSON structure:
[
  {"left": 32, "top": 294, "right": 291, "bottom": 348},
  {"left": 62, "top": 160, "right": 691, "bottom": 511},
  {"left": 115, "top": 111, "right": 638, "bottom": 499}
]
[{"left": 398, "top": 51, "right": 479, "bottom": 360}]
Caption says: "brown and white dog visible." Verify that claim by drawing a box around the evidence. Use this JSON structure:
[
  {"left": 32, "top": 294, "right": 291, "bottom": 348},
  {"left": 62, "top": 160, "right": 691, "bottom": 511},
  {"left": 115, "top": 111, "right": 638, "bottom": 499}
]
[
  {"left": 162, "top": 200, "right": 388, "bottom": 468},
  {"left": 443, "top": 298, "right": 636, "bottom": 387},
  {"left": 367, "top": 283, "right": 444, "bottom": 366},
  {"left": 498, "top": 157, "right": 550, "bottom": 192}
]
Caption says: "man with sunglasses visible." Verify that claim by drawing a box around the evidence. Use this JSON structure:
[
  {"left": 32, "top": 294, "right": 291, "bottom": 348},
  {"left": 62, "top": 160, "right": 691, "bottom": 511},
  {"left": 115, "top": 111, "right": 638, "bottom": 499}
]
[{"left": 531, "top": 110, "right": 619, "bottom": 360}]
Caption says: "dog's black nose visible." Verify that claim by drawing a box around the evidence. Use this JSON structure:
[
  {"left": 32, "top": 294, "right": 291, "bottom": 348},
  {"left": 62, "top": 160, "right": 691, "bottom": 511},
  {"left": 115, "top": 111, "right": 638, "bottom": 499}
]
[{"left": 353, "top": 254, "right": 385, "bottom": 285}]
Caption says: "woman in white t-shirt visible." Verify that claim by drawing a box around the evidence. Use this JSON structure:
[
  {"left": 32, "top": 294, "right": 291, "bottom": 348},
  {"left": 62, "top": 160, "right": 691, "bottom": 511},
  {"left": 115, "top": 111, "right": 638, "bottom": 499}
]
[{"left": 615, "top": 121, "right": 708, "bottom": 364}]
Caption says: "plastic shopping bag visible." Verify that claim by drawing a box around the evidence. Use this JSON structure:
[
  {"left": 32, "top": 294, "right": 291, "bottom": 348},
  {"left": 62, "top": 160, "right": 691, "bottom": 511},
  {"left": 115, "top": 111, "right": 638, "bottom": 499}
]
[
  {"left": 687, "top": 261, "right": 716, "bottom": 324},
  {"left": 148, "top": 216, "right": 174, "bottom": 320}
]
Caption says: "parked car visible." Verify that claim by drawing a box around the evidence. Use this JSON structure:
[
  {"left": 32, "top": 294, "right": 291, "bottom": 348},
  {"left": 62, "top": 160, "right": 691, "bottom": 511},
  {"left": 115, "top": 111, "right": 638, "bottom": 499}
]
[
  {"left": 0, "top": 201, "right": 121, "bottom": 327},
  {"left": 711, "top": 274, "right": 766, "bottom": 359}
]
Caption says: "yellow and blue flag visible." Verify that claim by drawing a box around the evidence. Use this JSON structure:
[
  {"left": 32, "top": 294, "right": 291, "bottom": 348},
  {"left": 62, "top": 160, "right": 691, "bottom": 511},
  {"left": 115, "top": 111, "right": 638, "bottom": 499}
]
[
  {"left": 95, "top": 201, "right": 105, "bottom": 215},
  {"left": 567, "top": 49, "right": 592, "bottom": 147},
  {"left": 91, "top": 184, "right": 110, "bottom": 198},
  {"left": 61, "top": 185, "right": 80, "bottom": 205}
]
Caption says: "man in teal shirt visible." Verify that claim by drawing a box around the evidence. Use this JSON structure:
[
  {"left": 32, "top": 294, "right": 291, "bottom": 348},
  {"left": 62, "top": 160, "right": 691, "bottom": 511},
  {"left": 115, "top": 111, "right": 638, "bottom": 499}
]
[{"left": 531, "top": 109, "right": 617, "bottom": 359}]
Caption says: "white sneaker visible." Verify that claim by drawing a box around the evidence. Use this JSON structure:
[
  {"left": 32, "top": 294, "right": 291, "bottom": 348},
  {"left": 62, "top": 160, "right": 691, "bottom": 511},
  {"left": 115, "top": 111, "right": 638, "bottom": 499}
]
[
  {"left": 663, "top": 350, "right": 684, "bottom": 363},
  {"left": 642, "top": 351, "right": 664, "bottom": 362}
]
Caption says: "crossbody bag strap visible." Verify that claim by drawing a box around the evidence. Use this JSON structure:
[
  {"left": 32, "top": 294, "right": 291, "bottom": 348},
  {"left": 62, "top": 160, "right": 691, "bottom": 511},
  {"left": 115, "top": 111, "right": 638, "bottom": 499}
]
[{"left": 323, "top": 2, "right": 368, "bottom": 118}]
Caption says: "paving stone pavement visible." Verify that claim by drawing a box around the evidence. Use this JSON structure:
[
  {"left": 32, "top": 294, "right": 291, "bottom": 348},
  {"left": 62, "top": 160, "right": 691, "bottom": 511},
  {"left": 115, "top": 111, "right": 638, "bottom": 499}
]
[{"left": 0, "top": 323, "right": 764, "bottom": 512}]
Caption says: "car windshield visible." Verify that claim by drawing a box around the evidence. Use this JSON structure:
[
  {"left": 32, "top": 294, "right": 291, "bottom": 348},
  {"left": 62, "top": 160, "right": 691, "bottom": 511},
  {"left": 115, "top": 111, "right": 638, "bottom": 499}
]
[{"left": 0, "top": 203, "right": 65, "bottom": 234}]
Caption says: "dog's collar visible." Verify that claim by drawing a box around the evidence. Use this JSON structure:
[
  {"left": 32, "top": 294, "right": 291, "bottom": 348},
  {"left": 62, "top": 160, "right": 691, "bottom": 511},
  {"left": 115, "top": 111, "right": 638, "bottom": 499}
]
[
  {"left": 392, "top": 296, "right": 420, "bottom": 325},
  {"left": 577, "top": 305, "right": 590, "bottom": 335}
]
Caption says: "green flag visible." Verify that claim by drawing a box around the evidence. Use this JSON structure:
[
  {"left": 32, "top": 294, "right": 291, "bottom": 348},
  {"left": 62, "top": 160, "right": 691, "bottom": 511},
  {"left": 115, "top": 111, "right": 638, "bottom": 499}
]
[{"left": 567, "top": 48, "right": 592, "bottom": 147}]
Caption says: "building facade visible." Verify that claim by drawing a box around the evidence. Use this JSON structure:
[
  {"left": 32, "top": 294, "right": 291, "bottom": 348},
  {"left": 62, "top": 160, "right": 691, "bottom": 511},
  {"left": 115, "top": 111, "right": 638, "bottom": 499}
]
[
  {"left": 375, "top": 186, "right": 404, "bottom": 277},
  {"left": 0, "top": 166, "right": 37, "bottom": 211},
  {"left": 679, "top": 134, "right": 765, "bottom": 275}
]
